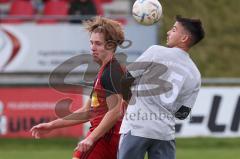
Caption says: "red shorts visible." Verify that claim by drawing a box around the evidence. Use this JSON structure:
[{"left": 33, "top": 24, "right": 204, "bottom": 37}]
[{"left": 73, "top": 132, "right": 120, "bottom": 159}]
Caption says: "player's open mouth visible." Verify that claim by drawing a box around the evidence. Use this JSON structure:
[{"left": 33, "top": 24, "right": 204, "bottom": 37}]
[{"left": 92, "top": 53, "right": 98, "bottom": 57}]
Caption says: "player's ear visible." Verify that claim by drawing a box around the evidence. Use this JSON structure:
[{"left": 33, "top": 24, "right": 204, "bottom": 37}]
[
  {"left": 181, "top": 34, "right": 189, "bottom": 43},
  {"left": 181, "top": 34, "right": 191, "bottom": 46}
]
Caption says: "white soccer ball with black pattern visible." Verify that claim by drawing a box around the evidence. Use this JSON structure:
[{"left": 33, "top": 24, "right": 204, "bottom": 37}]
[{"left": 132, "top": 0, "right": 162, "bottom": 26}]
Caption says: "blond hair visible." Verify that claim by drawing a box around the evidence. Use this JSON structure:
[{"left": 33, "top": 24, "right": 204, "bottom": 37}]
[{"left": 84, "top": 16, "right": 125, "bottom": 51}]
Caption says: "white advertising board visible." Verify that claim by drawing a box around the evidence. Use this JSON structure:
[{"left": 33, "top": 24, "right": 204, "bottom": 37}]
[
  {"left": 176, "top": 87, "right": 240, "bottom": 137},
  {"left": 0, "top": 24, "right": 158, "bottom": 72}
]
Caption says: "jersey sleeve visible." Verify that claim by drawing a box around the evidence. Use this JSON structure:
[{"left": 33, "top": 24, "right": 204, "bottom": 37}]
[
  {"left": 180, "top": 83, "right": 200, "bottom": 109},
  {"left": 101, "top": 61, "right": 123, "bottom": 97}
]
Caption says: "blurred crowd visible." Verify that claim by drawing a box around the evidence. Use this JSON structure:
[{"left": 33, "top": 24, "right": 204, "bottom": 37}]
[{"left": 0, "top": 0, "right": 113, "bottom": 23}]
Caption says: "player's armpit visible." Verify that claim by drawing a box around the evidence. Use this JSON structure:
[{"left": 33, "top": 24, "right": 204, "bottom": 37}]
[{"left": 174, "top": 105, "right": 191, "bottom": 120}]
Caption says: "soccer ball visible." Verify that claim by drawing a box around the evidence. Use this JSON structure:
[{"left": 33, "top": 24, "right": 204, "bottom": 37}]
[{"left": 132, "top": 0, "right": 162, "bottom": 26}]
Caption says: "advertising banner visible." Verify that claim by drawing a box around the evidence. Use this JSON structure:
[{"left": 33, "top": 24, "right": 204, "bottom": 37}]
[
  {"left": 0, "top": 24, "right": 158, "bottom": 72},
  {"left": 1, "top": 87, "right": 240, "bottom": 138},
  {"left": 0, "top": 87, "right": 83, "bottom": 138},
  {"left": 176, "top": 87, "right": 240, "bottom": 137}
]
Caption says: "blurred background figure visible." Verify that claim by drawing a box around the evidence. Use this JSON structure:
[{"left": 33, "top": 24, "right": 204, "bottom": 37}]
[
  {"left": 31, "top": 0, "right": 44, "bottom": 14},
  {"left": 0, "top": 0, "right": 11, "bottom": 15},
  {"left": 68, "top": 0, "right": 97, "bottom": 23}
]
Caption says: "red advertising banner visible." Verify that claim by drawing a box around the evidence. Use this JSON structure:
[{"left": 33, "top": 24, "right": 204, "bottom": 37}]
[{"left": 0, "top": 87, "right": 83, "bottom": 138}]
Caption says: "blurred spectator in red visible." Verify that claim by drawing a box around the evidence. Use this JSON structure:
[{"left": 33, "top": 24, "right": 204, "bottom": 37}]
[{"left": 68, "top": 0, "right": 97, "bottom": 23}]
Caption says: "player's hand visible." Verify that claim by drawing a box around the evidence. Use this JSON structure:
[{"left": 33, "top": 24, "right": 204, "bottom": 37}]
[
  {"left": 120, "top": 100, "right": 128, "bottom": 116},
  {"left": 30, "top": 123, "right": 52, "bottom": 139},
  {"left": 74, "top": 137, "right": 94, "bottom": 152}
]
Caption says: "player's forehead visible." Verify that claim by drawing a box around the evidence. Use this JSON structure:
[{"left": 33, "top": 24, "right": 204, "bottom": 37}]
[
  {"left": 90, "top": 32, "right": 105, "bottom": 43},
  {"left": 172, "top": 22, "right": 181, "bottom": 29},
  {"left": 173, "top": 22, "right": 187, "bottom": 32}
]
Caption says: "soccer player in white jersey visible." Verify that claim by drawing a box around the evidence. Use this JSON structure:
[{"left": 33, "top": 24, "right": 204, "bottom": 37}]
[{"left": 118, "top": 15, "right": 205, "bottom": 159}]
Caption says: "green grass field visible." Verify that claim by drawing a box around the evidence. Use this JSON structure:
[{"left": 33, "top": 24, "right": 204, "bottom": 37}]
[{"left": 1, "top": 138, "right": 240, "bottom": 159}]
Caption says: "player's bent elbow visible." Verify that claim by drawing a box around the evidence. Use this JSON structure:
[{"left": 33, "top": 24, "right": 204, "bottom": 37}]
[{"left": 174, "top": 106, "right": 191, "bottom": 120}]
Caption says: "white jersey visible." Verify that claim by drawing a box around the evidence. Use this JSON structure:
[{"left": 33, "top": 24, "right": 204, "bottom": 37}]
[{"left": 120, "top": 45, "right": 201, "bottom": 140}]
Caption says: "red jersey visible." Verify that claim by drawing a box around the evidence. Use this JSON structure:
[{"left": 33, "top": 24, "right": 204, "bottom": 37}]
[
  {"left": 89, "top": 58, "right": 124, "bottom": 135},
  {"left": 73, "top": 58, "right": 126, "bottom": 159}
]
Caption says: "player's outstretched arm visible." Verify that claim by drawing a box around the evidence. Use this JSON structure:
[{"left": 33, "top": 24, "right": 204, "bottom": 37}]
[
  {"left": 75, "top": 94, "right": 122, "bottom": 152},
  {"left": 30, "top": 99, "right": 91, "bottom": 139},
  {"left": 30, "top": 122, "right": 53, "bottom": 139}
]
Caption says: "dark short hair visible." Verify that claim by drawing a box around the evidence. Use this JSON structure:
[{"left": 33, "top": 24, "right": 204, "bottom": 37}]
[{"left": 176, "top": 15, "right": 205, "bottom": 47}]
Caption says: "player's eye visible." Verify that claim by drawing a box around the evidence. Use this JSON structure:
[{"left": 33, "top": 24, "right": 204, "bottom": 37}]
[
  {"left": 171, "top": 26, "right": 177, "bottom": 32},
  {"left": 96, "top": 42, "right": 102, "bottom": 46}
]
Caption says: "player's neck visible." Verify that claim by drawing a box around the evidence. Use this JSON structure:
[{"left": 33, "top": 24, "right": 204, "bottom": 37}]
[
  {"left": 101, "top": 54, "right": 114, "bottom": 67},
  {"left": 176, "top": 45, "right": 189, "bottom": 53}
]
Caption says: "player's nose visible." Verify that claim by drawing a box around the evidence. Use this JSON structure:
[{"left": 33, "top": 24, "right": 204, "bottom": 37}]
[{"left": 91, "top": 43, "right": 97, "bottom": 52}]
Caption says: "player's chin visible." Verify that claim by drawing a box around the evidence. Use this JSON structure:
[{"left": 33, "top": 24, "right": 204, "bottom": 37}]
[
  {"left": 166, "top": 42, "right": 173, "bottom": 48},
  {"left": 93, "top": 56, "right": 101, "bottom": 63},
  {"left": 92, "top": 54, "right": 98, "bottom": 59}
]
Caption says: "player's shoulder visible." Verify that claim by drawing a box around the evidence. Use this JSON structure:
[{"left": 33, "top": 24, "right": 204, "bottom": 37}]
[
  {"left": 147, "top": 45, "right": 168, "bottom": 51},
  {"left": 102, "top": 59, "right": 123, "bottom": 77},
  {"left": 144, "top": 45, "right": 170, "bottom": 56},
  {"left": 105, "top": 58, "right": 121, "bottom": 69}
]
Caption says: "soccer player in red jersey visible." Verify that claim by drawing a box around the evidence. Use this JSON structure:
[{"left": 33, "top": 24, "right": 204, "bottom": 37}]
[{"left": 30, "top": 16, "right": 127, "bottom": 159}]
